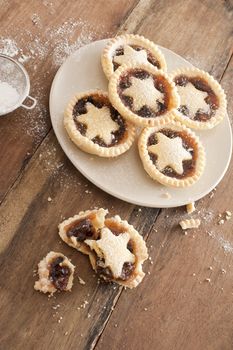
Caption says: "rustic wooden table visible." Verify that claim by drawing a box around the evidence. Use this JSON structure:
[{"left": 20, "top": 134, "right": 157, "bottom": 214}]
[{"left": 0, "top": 1, "right": 233, "bottom": 349}]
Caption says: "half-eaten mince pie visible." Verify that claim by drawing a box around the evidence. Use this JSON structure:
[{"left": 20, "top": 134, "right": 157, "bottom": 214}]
[
  {"left": 170, "top": 67, "right": 227, "bottom": 130},
  {"left": 108, "top": 63, "right": 179, "bottom": 127},
  {"left": 58, "top": 208, "right": 108, "bottom": 256},
  {"left": 64, "top": 90, "right": 135, "bottom": 157},
  {"left": 59, "top": 209, "right": 148, "bottom": 288},
  {"left": 101, "top": 34, "right": 167, "bottom": 79},
  {"left": 138, "top": 120, "right": 205, "bottom": 187},
  {"left": 34, "top": 251, "right": 75, "bottom": 294}
]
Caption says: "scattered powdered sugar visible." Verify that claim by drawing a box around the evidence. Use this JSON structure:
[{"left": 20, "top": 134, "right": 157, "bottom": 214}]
[
  {"left": 0, "top": 81, "right": 20, "bottom": 113},
  {"left": 0, "top": 38, "right": 19, "bottom": 57},
  {"left": 218, "top": 236, "right": 233, "bottom": 253},
  {"left": 0, "top": 16, "right": 102, "bottom": 142},
  {"left": 207, "top": 231, "right": 233, "bottom": 254}
]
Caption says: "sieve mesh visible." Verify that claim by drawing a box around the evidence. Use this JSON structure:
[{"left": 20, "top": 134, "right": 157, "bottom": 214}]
[{"left": 0, "top": 54, "right": 30, "bottom": 114}]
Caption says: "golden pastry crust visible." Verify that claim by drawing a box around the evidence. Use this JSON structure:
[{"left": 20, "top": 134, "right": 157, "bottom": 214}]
[
  {"left": 34, "top": 251, "right": 75, "bottom": 294},
  {"left": 170, "top": 67, "right": 227, "bottom": 130},
  {"left": 138, "top": 120, "right": 206, "bottom": 188},
  {"left": 101, "top": 34, "right": 167, "bottom": 79},
  {"left": 86, "top": 215, "right": 148, "bottom": 289},
  {"left": 59, "top": 209, "right": 148, "bottom": 289},
  {"left": 108, "top": 63, "right": 179, "bottom": 127},
  {"left": 64, "top": 90, "right": 136, "bottom": 157}
]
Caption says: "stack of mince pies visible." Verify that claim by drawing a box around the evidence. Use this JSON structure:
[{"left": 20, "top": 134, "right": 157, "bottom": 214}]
[{"left": 64, "top": 34, "right": 227, "bottom": 188}]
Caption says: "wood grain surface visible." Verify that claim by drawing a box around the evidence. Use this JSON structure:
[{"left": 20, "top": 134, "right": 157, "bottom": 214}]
[{"left": 0, "top": 1, "right": 232, "bottom": 349}]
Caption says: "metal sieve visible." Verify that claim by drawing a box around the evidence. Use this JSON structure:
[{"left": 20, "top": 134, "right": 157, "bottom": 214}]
[{"left": 0, "top": 53, "right": 37, "bottom": 116}]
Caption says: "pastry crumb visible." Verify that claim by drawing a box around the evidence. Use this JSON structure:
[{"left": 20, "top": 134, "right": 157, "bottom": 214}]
[
  {"left": 205, "top": 278, "right": 211, "bottom": 282},
  {"left": 186, "top": 202, "right": 195, "bottom": 214},
  {"left": 179, "top": 218, "right": 200, "bottom": 230},
  {"left": 161, "top": 192, "right": 172, "bottom": 199},
  {"left": 78, "top": 276, "right": 86, "bottom": 285}
]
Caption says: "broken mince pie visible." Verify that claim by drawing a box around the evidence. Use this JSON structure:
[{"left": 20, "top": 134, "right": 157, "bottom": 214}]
[
  {"left": 34, "top": 251, "right": 75, "bottom": 294},
  {"left": 59, "top": 209, "right": 148, "bottom": 288},
  {"left": 108, "top": 63, "right": 179, "bottom": 127},
  {"left": 64, "top": 90, "right": 135, "bottom": 157},
  {"left": 58, "top": 208, "right": 108, "bottom": 257},
  {"left": 170, "top": 67, "right": 227, "bottom": 129},
  {"left": 101, "top": 34, "right": 167, "bottom": 79},
  {"left": 138, "top": 120, "right": 205, "bottom": 187}
]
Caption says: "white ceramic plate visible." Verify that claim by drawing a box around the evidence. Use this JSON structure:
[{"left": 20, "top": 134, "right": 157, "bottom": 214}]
[{"left": 49, "top": 39, "right": 232, "bottom": 208}]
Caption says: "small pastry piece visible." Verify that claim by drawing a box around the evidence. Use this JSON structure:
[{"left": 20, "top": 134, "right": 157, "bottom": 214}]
[
  {"left": 59, "top": 209, "right": 148, "bottom": 288},
  {"left": 58, "top": 208, "right": 108, "bottom": 257},
  {"left": 64, "top": 90, "right": 135, "bottom": 157},
  {"left": 170, "top": 67, "right": 227, "bottom": 129},
  {"left": 85, "top": 215, "right": 148, "bottom": 288},
  {"left": 186, "top": 202, "right": 196, "bottom": 214},
  {"left": 138, "top": 120, "right": 205, "bottom": 187},
  {"left": 108, "top": 63, "right": 179, "bottom": 127},
  {"left": 34, "top": 252, "right": 75, "bottom": 294},
  {"left": 101, "top": 34, "right": 167, "bottom": 79},
  {"left": 179, "top": 218, "right": 201, "bottom": 230}
]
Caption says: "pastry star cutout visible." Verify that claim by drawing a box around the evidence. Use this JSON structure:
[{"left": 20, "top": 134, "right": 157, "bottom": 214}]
[
  {"left": 114, "top": 45, "right": 148, "bottom": 66},
  {"left": 177, "top": 82, "right": 210, "bottom": 118},
  {"left": 77, "top": 103, "right": 119, "bottom": 144},
  {"left": 85, "top": 227, "right": 135, "bottom": 278},
  {"left": 148, "top": 132, "right": 192, "bottom": 174},
  {"left": 123, "top": 76, "right": 164, "bottom": 111}
]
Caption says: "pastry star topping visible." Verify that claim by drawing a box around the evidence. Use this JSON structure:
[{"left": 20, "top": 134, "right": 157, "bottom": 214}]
[
  {"left": 114, "top": 45, "right": 148, "bottom": 66},
  {"left": 177, "top": 82, "right": 210, "bottom": 118},
  {"left": 123, "top": 76, "right": 164, "bottom": 111},
  {"left": 85, "top": 227, "right": 135, "bottom": 278},
  {"left": 148, "top": 132, "right": 192, "bottom": 175},
  {"left": 77, "top": 103, "right": 119, "bottom": 144}
]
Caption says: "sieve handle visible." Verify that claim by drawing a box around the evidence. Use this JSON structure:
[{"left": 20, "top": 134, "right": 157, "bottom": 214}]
[{"left": 21, "top": 95, "right": 37, "bottom": 110}]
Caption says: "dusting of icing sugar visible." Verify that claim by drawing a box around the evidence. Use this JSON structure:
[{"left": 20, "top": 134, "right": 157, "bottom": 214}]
[
  {"left": 207, "top": 231, "right": 233, "bottom": 254},
  {"left": 0, "top": 17, "right": 102, "bottom": 143},
  {"left": 0, "top": 38, "right": 19, "bottom": 57},
  {"left": 0, "top": 81, "right": 20, "bottom": 113}
]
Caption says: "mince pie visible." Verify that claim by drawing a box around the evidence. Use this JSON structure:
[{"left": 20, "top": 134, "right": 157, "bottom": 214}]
[
  {"left": 64, "top": 90, "right": 135, "bottom": 157},
  {"left": 34, "top": 251, "right": 75, "bottom": 294},
  {"left": 108, "top": 63, "right": 179, "bottom": 127},
  {"left": 101, "top": 34, "right": 167, "bottom": 79},
  {"left": 170, "top": 67, "right": 227, "bottom": 129},
  {"left": 138, "top": 120, "right": 205, "bottom": 187},
  {"left": 59, "top": 209, "right": 148, "bottom": 288}
]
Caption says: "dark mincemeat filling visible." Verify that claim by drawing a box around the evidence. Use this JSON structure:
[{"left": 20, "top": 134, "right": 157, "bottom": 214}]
[
  {"left": 49, "top": 256, "right": 71, "bottom": 291},
  {"left": 147, "top": 129, "right": 197, "bottom": 179},
  {"left": 66, "top": 217, "right": 96, "bottom": 242},
  {"left": 118, "top": 68, "right": 171, "bottom": 118},
  {"left": 73, "top": 94, "right": 127, "bottom": 147},
  {"left": 175, "top": 75, "right": 219, "bottom": 122},
  {"left": 113, "top": 45, "right": 161, "bottom": 71}
]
